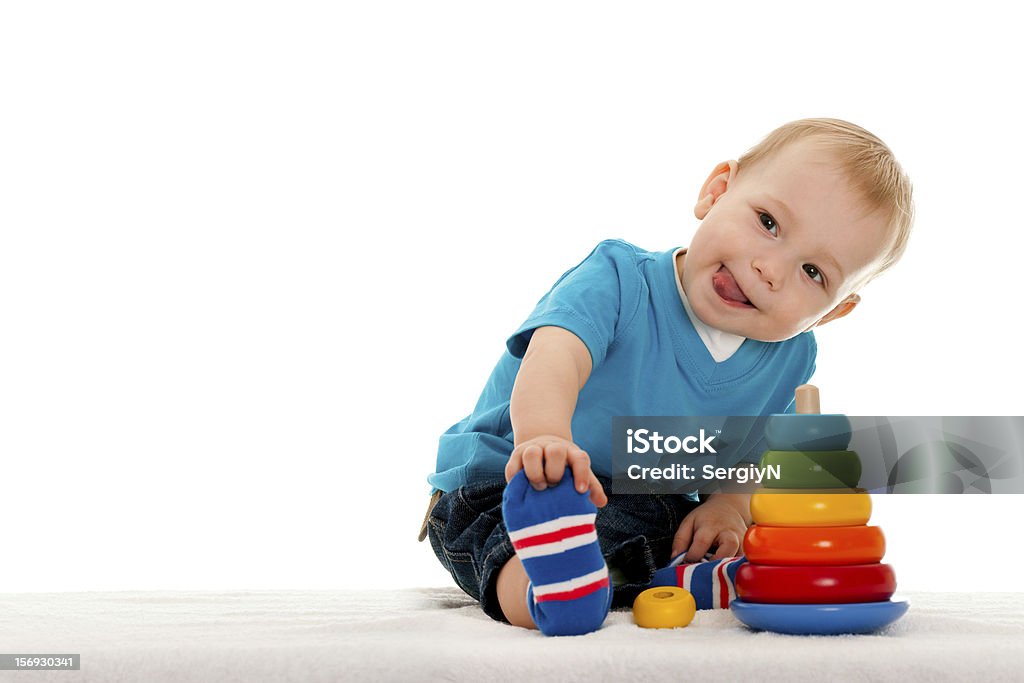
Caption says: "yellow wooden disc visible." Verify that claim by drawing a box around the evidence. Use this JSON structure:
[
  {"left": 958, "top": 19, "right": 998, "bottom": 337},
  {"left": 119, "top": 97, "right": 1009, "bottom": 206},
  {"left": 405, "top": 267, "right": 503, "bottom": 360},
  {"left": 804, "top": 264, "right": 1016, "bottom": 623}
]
[
  {"left": 633, "top": 586, "right": 696, "bottom": 629},
  {"left": 750, "top": 488, "right": 872, "bottom": 527}
]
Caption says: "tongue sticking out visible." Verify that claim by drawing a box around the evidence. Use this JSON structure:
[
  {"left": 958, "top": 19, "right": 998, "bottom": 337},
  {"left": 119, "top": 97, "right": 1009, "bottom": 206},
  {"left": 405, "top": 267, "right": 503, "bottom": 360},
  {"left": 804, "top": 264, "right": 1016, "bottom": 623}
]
[{"left": 712, "top": 268, "right": 751, "bottom": 305}]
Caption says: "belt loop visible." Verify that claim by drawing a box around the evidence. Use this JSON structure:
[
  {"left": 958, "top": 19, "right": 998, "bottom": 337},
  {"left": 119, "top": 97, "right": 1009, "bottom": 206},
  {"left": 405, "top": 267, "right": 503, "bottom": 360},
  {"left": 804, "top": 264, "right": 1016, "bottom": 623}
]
[{"left": 417, "top": 490, "right": 443, "bottom": 542}]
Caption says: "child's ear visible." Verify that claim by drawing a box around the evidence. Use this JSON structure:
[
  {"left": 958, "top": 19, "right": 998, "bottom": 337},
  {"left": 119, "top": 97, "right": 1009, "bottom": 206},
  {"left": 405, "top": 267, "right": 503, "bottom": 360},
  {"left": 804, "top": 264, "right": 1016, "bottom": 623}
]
[
  {"left": 694, "top": 160, "right": 738, "bottom": 219},
  {"left": 811, "top": 293, "right": 861, "bottom": 329}
]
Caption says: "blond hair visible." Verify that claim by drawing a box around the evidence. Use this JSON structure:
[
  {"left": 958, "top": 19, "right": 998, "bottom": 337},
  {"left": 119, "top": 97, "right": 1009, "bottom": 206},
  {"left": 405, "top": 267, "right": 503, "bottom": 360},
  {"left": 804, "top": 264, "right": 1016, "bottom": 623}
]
[{"left": 738, "top": 118, "right": 914, "bottom": 285}]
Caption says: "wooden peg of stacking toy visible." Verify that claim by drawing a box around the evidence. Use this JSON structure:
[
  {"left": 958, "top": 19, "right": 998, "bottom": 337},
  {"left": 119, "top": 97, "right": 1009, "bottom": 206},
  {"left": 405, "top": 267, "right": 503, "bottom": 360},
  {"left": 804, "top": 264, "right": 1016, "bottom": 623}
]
[{"left": 795, "top": 384, "right": 820, "bottom": 415}]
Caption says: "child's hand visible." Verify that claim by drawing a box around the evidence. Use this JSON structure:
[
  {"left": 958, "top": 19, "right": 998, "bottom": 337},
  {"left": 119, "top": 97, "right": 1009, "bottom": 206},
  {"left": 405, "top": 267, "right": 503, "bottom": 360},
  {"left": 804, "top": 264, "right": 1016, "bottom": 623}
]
[
  {"left": 505, "top": 434, "right": 608, "bottom": 508},
  {"left": 671, "top": 495, "right": 748, "bottom": 562}
]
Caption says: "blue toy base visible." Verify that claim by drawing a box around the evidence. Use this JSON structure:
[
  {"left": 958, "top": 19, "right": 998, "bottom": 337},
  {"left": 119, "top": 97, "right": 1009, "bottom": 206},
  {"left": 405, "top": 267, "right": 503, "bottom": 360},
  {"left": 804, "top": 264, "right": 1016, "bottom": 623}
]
[{"left": 730, "top": 598, "right": 909, "bottom": 635}]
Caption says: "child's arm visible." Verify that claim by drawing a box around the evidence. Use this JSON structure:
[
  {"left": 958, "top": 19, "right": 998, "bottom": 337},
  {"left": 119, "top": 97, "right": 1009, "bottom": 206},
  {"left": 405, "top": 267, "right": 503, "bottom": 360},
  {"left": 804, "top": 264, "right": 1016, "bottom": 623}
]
[{"left": 504, "top": 326, "right": 608, "bottom": 507}]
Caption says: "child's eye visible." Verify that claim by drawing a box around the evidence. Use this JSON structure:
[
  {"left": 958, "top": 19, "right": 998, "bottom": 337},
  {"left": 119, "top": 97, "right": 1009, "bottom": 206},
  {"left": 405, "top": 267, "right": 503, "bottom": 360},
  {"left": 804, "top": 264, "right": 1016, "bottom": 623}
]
[
  {"left": 758, "top": 212, "right": 778, "bottom": 236},
  {"left": 803, "top": 264, "right": 824, "bottom": 285}
]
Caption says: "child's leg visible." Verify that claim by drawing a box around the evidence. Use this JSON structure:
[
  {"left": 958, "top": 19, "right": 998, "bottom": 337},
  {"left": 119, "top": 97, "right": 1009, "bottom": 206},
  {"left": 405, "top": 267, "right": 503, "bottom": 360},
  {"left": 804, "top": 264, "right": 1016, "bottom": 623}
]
[
  {"left": 496, "top": 555, "right": 535, "bottom": 629},
  {"left": 501, "top": 470, "right": 612, "bottom": 636},
  {"left": 648, "top": 552, "right": 746, "bottom": 609}
]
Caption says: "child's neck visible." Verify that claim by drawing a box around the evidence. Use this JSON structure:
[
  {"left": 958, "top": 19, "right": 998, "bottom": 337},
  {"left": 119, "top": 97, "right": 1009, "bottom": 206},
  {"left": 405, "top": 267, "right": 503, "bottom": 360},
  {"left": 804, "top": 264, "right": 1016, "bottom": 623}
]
[{"left": 673, "top": 248, "right": 745, "bottom": 362}]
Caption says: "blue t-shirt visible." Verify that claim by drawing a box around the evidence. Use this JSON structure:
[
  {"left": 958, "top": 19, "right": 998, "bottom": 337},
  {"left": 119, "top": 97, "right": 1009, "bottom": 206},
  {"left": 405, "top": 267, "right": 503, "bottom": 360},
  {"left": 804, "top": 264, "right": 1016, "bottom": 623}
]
[{"left": 427, "top": 239, "right": 817, "bottom": 494}]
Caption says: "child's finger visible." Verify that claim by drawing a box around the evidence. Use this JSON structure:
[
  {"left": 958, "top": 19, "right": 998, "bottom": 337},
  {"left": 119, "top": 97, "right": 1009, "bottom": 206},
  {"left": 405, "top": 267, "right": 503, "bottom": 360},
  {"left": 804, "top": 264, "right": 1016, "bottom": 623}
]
[
  {"left": 567, "top": 448, "right": 592, "bottom": 493},
  {"left": 504, "top": 448, "right": 523, "bottom": 482},
  {"left": 710, "top": 531, "right": 741, "bottom": 560},
  {"left": 521, "top": 445, "right": 547, "bottom": 490},
  {"left": 587, "top": 473, "right": 608, "bottom": 508},
  {"left": 670, "top": 516, "right": 695, "bottom": 558},
  {"left": 542, "top": 442, "right": 568, "bottom": 485},
  {"left": 684, "top": 527, "right": 715, "bottom": 563}
]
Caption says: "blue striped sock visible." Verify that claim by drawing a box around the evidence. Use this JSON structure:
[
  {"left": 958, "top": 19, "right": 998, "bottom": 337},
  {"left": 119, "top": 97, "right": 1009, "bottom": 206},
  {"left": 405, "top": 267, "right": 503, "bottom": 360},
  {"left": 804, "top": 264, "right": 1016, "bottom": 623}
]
[
  {"left": 501, "top": 470, "right": 611, "bottom": 636},
  {"left": 649, "top": 552, "right": 746, "bottom": 610}
]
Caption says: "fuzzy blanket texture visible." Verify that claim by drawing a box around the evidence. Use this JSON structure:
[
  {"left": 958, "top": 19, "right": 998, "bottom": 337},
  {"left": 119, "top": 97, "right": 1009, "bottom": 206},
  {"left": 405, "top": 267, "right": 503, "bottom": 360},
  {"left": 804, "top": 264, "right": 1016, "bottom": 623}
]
[{"left": 1, "top": 589, "right": 1022, "bottom": 682}]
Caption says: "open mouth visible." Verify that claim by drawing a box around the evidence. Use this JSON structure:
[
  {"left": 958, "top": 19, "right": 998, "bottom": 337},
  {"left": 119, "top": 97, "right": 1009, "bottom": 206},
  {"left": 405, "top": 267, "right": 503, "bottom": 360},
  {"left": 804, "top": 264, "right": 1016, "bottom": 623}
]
[{"left": 712, "top": 266, "right": 755, "bottom": 308}]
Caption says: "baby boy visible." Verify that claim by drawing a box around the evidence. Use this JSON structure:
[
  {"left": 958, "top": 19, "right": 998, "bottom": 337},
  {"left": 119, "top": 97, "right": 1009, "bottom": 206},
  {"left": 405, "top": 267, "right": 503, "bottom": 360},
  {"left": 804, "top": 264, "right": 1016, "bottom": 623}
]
[{"left": 423, "top": 118, "right": 914, "bottom": 635}]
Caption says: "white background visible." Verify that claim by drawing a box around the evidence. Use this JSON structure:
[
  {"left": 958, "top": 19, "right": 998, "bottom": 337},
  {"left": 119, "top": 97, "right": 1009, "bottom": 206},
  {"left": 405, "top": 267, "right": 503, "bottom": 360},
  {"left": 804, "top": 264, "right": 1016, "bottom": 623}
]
[{"left": 1, "top": 2, "right": 1021, "bottom": 593}]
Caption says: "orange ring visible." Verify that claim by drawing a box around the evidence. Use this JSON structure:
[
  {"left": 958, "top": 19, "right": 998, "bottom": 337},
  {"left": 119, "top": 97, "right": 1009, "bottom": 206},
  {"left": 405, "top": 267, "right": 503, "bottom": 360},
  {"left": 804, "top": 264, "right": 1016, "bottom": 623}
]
[
  {"left": 750, "top": 489, "right": 871, "bottom": 527},
  {"left": 743, "top": 525, "right": 886, "bottom": 565}
]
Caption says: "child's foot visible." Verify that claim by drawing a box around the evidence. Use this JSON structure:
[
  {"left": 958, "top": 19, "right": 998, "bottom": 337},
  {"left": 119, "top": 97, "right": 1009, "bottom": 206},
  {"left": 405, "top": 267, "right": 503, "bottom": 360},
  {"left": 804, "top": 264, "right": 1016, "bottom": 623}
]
[
  {"left": 648, "top": 552, "right": 746, "bottom": 609},
  {"left": 501, "top": 470, "right": 612, "bottom": 636}
]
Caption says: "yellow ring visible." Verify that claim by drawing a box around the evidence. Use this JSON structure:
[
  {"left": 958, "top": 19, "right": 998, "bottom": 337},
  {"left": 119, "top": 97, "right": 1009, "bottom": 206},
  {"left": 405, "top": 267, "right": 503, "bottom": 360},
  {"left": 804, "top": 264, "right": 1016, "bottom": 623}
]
[
  {"left": 633, "top": 586, "right": 696, "bottom": 629},
  {"left": 750, "top": 489, "right": 872, "bottom": 527}
]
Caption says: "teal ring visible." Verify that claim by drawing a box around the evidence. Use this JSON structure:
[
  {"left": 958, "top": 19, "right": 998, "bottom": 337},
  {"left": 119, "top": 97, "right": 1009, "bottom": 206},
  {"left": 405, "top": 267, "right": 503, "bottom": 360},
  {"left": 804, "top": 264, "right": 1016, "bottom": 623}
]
[{"left": 765, "top": 413, "right": 852, "bottom": 451}]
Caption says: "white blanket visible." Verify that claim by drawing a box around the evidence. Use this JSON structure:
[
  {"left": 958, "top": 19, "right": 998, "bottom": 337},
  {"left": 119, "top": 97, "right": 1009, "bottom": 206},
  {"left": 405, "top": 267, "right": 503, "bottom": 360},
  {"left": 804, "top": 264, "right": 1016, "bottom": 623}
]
[{"left": 2, "top": 589, "right": 1022, "bottom": 682}]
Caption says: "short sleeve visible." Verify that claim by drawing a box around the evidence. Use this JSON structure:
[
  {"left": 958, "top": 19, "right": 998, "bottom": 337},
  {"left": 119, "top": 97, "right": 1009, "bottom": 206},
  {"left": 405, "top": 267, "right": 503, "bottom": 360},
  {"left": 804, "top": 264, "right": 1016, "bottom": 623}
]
[{"left": 505, "top": 239, "right": 642, "bottom": 369}]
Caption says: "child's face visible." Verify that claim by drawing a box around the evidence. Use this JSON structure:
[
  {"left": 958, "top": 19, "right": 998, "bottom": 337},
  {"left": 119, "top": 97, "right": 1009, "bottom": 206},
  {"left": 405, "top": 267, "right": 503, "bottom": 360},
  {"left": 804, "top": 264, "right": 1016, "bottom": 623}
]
[{"left": 680, "top": 139, "right": 891, "bottom": 343}]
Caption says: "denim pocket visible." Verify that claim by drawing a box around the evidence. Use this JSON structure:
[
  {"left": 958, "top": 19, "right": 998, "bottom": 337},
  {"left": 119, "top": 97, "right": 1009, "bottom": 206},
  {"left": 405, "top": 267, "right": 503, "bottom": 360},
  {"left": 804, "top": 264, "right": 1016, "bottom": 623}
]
[
  {"left": 426, "top": 497, "right": 478, "bottom": 598},
  {"left": 426, "top": 479, "right": 506, "bottom": 600}
]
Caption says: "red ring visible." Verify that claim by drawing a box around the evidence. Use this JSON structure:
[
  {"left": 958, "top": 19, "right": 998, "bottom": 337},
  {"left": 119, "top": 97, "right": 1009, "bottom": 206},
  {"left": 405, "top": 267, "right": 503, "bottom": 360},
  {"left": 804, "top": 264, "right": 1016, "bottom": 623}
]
[
  {"left": 735, "top": 563, "right": 897, "bottom": 604},
  {"left": 743, "top": 525, "right": 886, "bottom": 565}
]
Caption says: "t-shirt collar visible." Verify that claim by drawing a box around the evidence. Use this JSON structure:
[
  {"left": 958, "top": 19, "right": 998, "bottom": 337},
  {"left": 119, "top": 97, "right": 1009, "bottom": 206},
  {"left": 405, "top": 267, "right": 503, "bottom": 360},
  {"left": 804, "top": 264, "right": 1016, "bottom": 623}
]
[{"left": 671, "top": 247, "right": 746, "bottom": 363}]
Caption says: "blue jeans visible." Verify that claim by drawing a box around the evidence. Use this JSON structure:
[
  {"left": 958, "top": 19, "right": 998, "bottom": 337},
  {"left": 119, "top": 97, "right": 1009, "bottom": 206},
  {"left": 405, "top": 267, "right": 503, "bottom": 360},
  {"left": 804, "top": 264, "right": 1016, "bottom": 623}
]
[{"left": 424, "top": 476, "right": 703, "bottom": 623}]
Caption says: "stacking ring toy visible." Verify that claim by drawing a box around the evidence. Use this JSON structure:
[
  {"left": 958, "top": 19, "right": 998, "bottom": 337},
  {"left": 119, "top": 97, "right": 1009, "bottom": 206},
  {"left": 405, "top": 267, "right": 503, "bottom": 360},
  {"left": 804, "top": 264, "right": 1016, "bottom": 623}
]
[
  {"left": 765, "top": 413, "right": 852, "bottom": 451},
  {"left": 633, "top": 587, "right": 696, "bottom": 629},
  {"left": 750, "top": 489, "right": 871, "bottom": 527},
  {"left": 743, "top": 525, "right": 886, "bottom": 565},
  {"left": 735, "top": 563, "right": 896, "bottom": 604},
  {"left": 760, "top": 450, "right": 862, "bottom": 489},
  {"left": 730, "top": 598, "right": 909, "bottom": 635}
]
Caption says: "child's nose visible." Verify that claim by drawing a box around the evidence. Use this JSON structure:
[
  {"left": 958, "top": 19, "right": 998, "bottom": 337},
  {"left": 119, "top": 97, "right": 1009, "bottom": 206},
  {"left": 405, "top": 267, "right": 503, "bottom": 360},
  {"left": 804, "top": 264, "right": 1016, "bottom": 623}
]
[{"left": 751, "top": 257, "right": 784, "bottom": 290}]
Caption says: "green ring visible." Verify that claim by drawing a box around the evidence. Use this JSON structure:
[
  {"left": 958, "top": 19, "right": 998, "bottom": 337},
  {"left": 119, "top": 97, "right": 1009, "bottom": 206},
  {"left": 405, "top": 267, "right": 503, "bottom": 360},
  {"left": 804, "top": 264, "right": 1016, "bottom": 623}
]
[{"left": 759, "top": 450, "right": 862, "bottom": 489}]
